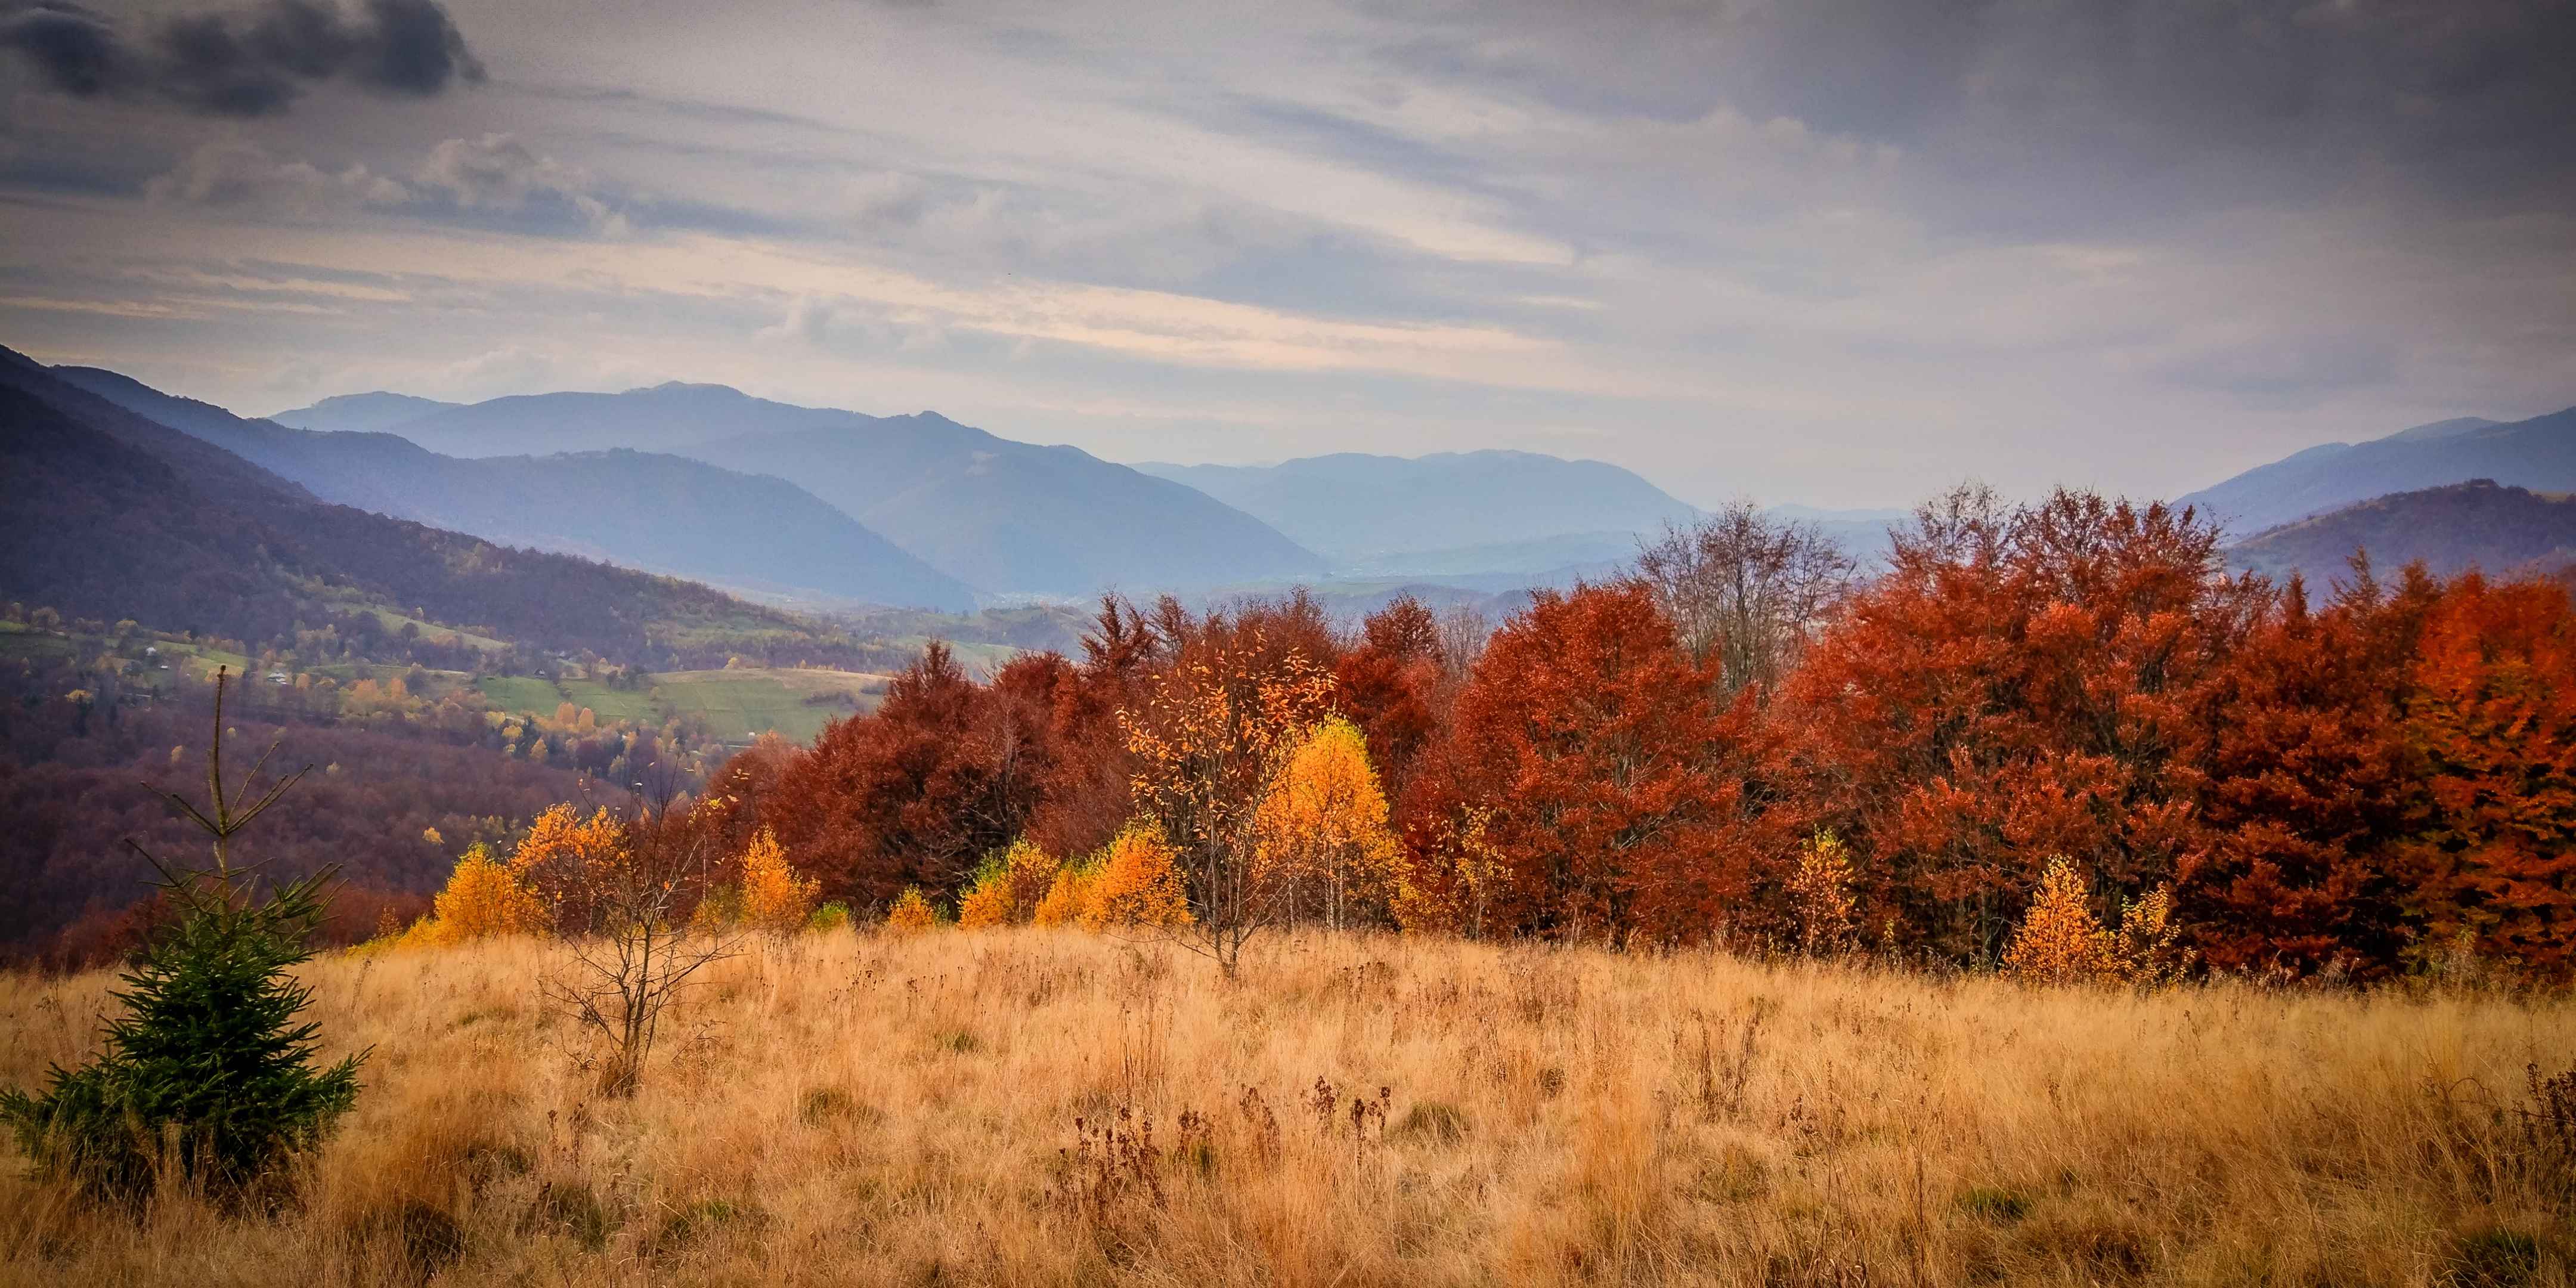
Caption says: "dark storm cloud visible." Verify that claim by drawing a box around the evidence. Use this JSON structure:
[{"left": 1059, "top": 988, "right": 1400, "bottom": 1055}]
[
  {"left": 1395, "top": 0, "right": 2576, "bottom": 221},
  {"left": 1, "top": 0, "right": 483, "bottom": 116}
]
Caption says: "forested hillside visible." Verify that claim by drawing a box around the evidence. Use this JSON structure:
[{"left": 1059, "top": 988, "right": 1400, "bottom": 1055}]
[
  {"left": 2227, "top": 479, "right": 2576, "bottom": 582},
  {"left": 54, "top": 366, "right": 977, "bottom": 611},
  {"left": 1, "top": 351, "right": 890, "bottom": 671}
]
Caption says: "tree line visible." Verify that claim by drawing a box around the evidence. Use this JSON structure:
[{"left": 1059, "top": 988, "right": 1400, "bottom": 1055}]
[{"left": 683, "top": 486, "right": 2575, "bottom": 983}]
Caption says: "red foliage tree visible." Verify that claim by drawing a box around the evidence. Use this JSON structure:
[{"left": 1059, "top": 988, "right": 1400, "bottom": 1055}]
[
  {"left": 2172, "top": 566, "right": 2435, "bottom": 978},
  {"left": 2394, "top": 573, "right": 2576, "bottom": 980},
  {"left": 1334, "top": 595, "right": 1441, "bottom": 803},
  {"left": 1407, "top": 581, "right": 1763, "bottom": 945},
  {"left": 1776, "top": 487, "right": 2265, "bottom": 960},
  {"left": 760, "top": 642, "right": 1045, "bottom": 908}
]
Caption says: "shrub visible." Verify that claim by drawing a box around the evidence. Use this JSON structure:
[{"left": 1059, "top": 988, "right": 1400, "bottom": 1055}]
[
  {"left": 886, "top": 887, "right": 937, "bottom": 933},
  {"left": 1083, "top": 820, "right": 1194, "bottom": 930},
  {"left": 2002, "top": 857, "right": 2116, "bottom": 984}
]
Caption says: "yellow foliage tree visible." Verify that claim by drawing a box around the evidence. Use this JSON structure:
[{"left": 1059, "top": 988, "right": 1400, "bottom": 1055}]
[
  {"left": 738, "top": 828, "right": 819, "bottom": 934},
  {"left": 387, "top": 843, "right": 545, "bottom": 949},
  {"left": 1250, "top": 717, "right": 1400, "bottom": 930},
  {"left": 886, "top": 886, "right": 937, "bottom": 933},
  {"left": 1082, "top": 819, "right": 1194, "bottom": 930},
  {"left": 2114, "top": 886, "right": 2190, "bottom": 986},
  {"left": 958, "top": 873, "right": 1013, "bottom": 929},
  {"left": 1032, "top": 864, "right": 1098, "bottom": 928},
  {"left": 959, "top": 838, "right": 1060, "bottom": 930},
  {"left": 2002, "top": 856, "right": 2116, "bottom": 984},
  {"left": 1788, "top": 830, "right": 1859, "bottom": 956}
]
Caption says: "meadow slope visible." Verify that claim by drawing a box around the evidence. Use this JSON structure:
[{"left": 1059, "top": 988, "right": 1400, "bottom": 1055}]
[{"left": 2, "top": 930, "right": 2571, "bottom": 1287}]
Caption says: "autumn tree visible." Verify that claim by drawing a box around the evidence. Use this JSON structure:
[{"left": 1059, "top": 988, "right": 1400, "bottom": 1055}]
[
  {"left": 1777, "top": 487, "right": 2265, "bottom": 961},
  {"left": 1333, "top": 596, "right": 1441, "bottom": 803},
  {"left": 959, "top": 837, "right": 1060, "bottom": 929},
  {"left": 2394, "top": 574, "right": 2576, "bottom": 980},
  {"left": 737, "top": 828, "right": 820, "bottom": 935},
  {"left": 885, "top": 887, "right": 936, "bottom": 933},
  {"left": 761, "top": 642, "right": 1044, "bottom": 908},
  {"left": 1634, "top": 500, "right": 1854, "bottom": 697},
  {"left": 1787, "top": 830, "right": 1859, "bottom": 956},
  {"left": 1082, "top": 819, "right": 1194, "bottom": 930},
  {"left": 1250, "top": 717, "right": 1401, "bottom": 929},
  {"left": 2173, "top": 566, "right": 2433, "bottom": 978},
  {"left": 1122, "top": 623, "right": 1335, "bottom": 972},
  {"left": 399, "top": 842, "right": 544, "bottom": 946},
  {"left": 2002, "top": 856, "right": 2116, "bottom": 984},
  {"left": 1408, "top": 581, "right": 1767, "bottom": 945},
  {"left": 520, "top": 798, "right": 738, "bottom": 1095}
]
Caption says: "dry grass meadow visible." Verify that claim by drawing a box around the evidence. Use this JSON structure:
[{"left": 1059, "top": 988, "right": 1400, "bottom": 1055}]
[{"left": 2, "top": 928, "right": 2572, "bottom": 1287}]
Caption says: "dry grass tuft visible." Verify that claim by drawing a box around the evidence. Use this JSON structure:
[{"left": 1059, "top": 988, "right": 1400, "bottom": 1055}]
[{"left": 2, "top": 930, "right": 2572, "bottom": 1286}]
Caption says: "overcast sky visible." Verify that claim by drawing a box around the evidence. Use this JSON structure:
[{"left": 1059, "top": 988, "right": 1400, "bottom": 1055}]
[{"left": 4, "top": 0, "right": 2572, "bottom": 509}]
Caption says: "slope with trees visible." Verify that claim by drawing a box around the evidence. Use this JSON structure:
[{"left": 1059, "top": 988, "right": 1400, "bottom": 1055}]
[
  {"left": 2181, "top": 407, "right": 2576, "bottom": 536},
  {"left": 51, "top": 366, "right": 976, "bottom": 612},
  {"left": 2225, "top": 479, "right": 2576, "bottom": 583}
]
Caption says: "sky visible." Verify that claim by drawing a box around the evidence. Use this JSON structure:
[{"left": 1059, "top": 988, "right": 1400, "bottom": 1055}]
[{"left": 3, "top": 0, "right": 2572, "bottom": 510}]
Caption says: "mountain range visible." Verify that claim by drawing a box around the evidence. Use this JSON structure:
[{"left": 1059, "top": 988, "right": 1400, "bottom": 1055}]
[
  {"left": 0, "top": 348, "right": 865, "bottom": 668},
  {"left": 59, "top": 370, "right": 978, "bottom": 612},
  {"left": 280, "top": 385, "right": 1327, "bottom": 597},
  {"left": 2179, "top": 407, "right": 2576, "bottom": 536}
]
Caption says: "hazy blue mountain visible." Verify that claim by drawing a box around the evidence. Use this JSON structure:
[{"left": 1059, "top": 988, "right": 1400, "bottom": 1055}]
[
  {"left": 1, "top": 348, "right": 869, "bottom": 668},
  {"left": 1132, "top": 450, "right": 1702, "bottom": 562},
  {"left": 340, "top": 383, "right": 1324, "bottom": 596},
  {"left": 2225, "top": 479, "right": 2576, "bottom": 584},
  {"left": 2179, "top": 408, "right": 2576, "bottom": 536},
  {"left": 49, "top": 367, "right": 978, "bottom": 611},
  {"left": 270, "top": 391, "right": 462, "bottom": 434}
]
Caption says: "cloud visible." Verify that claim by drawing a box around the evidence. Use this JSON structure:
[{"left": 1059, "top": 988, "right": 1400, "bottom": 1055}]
[
  {"left": 1, "top": 0, "right": 483, "bottom": 116},
  {"left": 413, "top": 132, "right": 628, "bottom": 234},
  {"left": 144, "top": 138, "right": 408, "bottom": 212}
]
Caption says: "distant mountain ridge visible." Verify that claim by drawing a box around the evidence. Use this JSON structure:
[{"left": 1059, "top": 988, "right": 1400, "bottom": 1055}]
[
  {"left": 271, "top": 391, "right": 462, "bottom": 434},
  {"left": 51, "top": 369, "right": 978, "bottom": 612},
  {"left": 2179, "top": 407, "right": 2576, "bottom": 536},
  {"left": 2225, "top": 479, "right": 2576, "bottom": 584},
  {"left": 1132, "top": 450, "right": 1702, "bottom": 564},
  {"left": 288, "top": 384, "right": 1326, "bottom": 597},
  {"left": 0, "top": 348, "right": 866, "bottom": 668}
]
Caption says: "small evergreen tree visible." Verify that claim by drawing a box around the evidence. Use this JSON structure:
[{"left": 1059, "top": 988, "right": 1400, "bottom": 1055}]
[{"left": 0, "top": 668, "right": 365, "bottom": 1206}]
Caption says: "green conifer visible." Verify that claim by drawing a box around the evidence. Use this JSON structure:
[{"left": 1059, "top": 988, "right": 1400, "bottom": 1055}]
[{"left": 0, "top": 668, "right": 366, "bottom": 1206}]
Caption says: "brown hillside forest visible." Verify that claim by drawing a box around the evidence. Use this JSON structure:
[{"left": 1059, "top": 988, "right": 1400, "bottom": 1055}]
[{"left": 10, "top": 483, "right": 2576, "bottom": 981}]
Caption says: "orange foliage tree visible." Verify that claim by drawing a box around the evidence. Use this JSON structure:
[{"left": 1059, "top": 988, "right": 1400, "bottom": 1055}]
[
  {"left": 2001, "top": 856, "right": 2115, "bottom": 984},
  {"left": 394, "top": 842, "right": 544, "bottom": 947},
  {"left": 1778, "top": 487, "right": 2266, "bottom": 961},
  {"left": 959, "top": 838, "right": 1061, "bottom": 929},
  {"left": 738, "top": 827, "right": 820, "bottom": 934},
  {"left": 1082, "top": 819, "right": 1194, "bottom": 930},
  {"left": 1407, "top": 581, "right": 1768, "bottom": 946},
  {"left": 2173, "top": 568, "right": 2433, "bottom": 978},
  {"left": 1250, "top": 717, "right": 1402, "bottom": 929},
  {"left": 2394, "top": 574, "right": 2576, "bottom": 980},
  {"left": 1122, "top": 624, "right": 1335, "bottom": 971}
]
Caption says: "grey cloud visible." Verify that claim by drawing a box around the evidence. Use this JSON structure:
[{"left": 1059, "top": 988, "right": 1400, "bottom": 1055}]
[
  {"left": 1, "top": 0, "right": 483, "bottom": 116},
  {"left": 1388, "top": 0, "right": 2576, "bottom": 229}
]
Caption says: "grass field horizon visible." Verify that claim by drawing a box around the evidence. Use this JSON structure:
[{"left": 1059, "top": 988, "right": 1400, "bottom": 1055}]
[{"left": 4, "top": 928, "right": 2569, "bottom": 1286}]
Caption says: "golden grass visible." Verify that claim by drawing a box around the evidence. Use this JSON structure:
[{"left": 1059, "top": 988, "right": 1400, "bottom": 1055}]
[{"left": 2, "top": 930, "right": 2571, "bottom": 1286}]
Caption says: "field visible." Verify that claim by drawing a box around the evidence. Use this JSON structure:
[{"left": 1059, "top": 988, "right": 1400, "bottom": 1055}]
[
  {"left": 2, "top": 931, "right": 2569, "bottom": 1286},
  {"left": 645, "top": 667, "right": 887, "bottom": 741},
  {"left": 470, "top": 667, "right": 881, "bottom": 741}
]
